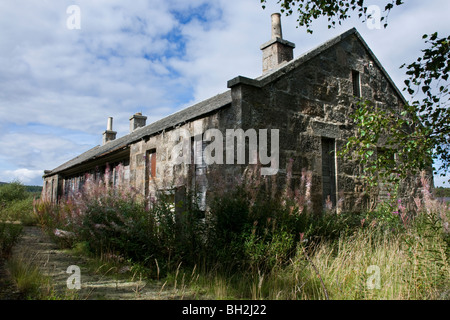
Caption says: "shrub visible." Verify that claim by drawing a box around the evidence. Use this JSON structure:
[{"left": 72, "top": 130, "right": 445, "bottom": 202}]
[
  {"left": 0, "top": 181, "right": 27, "bottom": 205},
  {"left": 34, "top": 175, "right": 207, "bottom": 275},
  {"left": 0, "top": 181, "right": 40, "bottom": 227},
  {"left": 0, "top": 222, "right": 23, "bottom": 257},
  {"left": 204, "top": 176, "right": 366, "bottom": 274},
  {"left": 35, "top": 179, "right": 156, "bottom": 258},
  {"left": 1, "top": 197, "right": 37, "bottom": 225}
]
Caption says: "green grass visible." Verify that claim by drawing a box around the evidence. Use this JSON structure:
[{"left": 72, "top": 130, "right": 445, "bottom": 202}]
[
  {"left": 0, "top": 222, "right": 23, "bottom": 257},
  {"left": 6, "top": 252, "right": 52, "bottom": 299},
  {"left": 6, "top": 251, "right": 81, "bottom": 300},
  {"left": 161, "top": 223, "right": 449, "bottom": 300},
  {"left": 1, "top": 197, "right": 38, "bottom": 226},
  {"left": 30, "top": 174, "right": 450, "bottom": 300}
]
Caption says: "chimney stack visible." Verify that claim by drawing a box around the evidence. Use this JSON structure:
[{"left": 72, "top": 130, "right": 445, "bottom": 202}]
[
  {"left": 102, "top": 117, "right": 117, "bottom": 145},
  {"left": 129, "top": 112, "right": 147, "bottom": 132},
  {"left": 260, "top": 13, "right": 295, "bottom": 74}
]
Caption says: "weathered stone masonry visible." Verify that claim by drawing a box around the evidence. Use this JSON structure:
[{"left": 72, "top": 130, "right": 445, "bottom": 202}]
[{"left": 42, "top": 14, "right": 415, "bottom": 214}]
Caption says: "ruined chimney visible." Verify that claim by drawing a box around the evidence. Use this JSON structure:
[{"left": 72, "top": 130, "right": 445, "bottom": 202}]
[
  {"left": 102, "top": 117, "right": 117, "bottom": 145},
  {"left": 260, "top": 13, "right": 295, "bottom": 74},
  {"left": 129, "top": 112, "right": 147, "bottom": 132}
]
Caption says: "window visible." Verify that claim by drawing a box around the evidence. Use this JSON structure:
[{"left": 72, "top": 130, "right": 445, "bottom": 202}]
[
  {"left": 191, "top": 137, "right": 207, "bottom": 211},
  {"left": 352, "top": 70, "right": 361, "bottom": 97},
  {"left": 322, "top": 138, "right": 336, "bottom": 208},
  {"left": 144, "top": 149, "right": 156, "bottom": 202}
]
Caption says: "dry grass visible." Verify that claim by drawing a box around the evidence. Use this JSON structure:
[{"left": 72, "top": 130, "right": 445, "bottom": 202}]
[{"left": 177, "top": 224, "right": 448, "bottom": 300}]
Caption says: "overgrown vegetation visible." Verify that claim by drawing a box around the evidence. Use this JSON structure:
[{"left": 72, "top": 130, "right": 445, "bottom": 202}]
[
  {"left": 1, "top": 177, "right": 448, "bottom": 300},
  {"left": 435, "top": 187, "right": 450, "bottom": 198},
  {"left": 0, "top": 181, "right": 40, "bottom": 226},
  {"left": 0, "top": 181, "right": 46, "bottom": 299},
  {"left": 33, "top": 169, "right": 449, "bottom": 300},
  {"left": 0, "top": 181, "right": 37, "bottom": 258},
  {"left": 0, "top": 222, "right": 22, "bottom": 258}
]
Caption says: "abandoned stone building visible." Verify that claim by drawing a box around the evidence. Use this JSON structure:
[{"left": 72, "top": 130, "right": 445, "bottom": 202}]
[{"left": 42, "top": 13, "right": 411, "bottom": 214}]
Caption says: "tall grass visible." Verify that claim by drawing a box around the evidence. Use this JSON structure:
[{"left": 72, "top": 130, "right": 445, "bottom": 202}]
[
  {"left": 6, "top": 250, "right": 80, "bottom": 300},
  {"left": 0, "top": 222, "right": 22, "bottom": 257},
  {"left": 274, "top": 225, "right": 448, "bottom": 300},
  {"left": 6, "top": 252, "right": 51, "bottom": 299},
  {"left": 172, "top": 218, "right": 448, "bottom": 300},
  {"left": 0, "top": 181, "right": 33, "bottom": 257},
  {"left": 33, "top": 167, "right": 450, "bottom": 300}
]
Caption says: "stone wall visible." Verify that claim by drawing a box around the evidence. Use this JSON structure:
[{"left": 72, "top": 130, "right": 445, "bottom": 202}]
[
  {"left": 127, "top": 101, "right": 244, "bottom": 207},
  {"left": 230, "top": 33, "right": 408, "bottom": 213}
]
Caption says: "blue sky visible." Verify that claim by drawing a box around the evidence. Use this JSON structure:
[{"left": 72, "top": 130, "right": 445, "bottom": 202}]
[{"left": 0, "top": 0, "right": 449, "bottom": 186}]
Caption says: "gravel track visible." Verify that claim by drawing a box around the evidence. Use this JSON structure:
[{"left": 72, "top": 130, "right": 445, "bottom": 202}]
[{"left": 1, "top": 226, "right": 202, "bottom": 300}]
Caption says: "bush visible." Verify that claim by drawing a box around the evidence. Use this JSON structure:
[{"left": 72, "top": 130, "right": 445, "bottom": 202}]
[
  {"left": 1, "top": 198, "right": 37, "bottom": 225},
  {"left": 35, "top": 185, "right": 155, "bottom": 258},
  {"left": 34, "top": 177, "right": 206, "bottom": 275},
  {"left": 0, "top": 181, "right": 39, "bottom": 226},
  {"left": 204, "top": 181, "right": 366, "bottom": 274},
  {"left": 0, "top": 222, "right": 23, "bottom": 257},
  {"left": 33, "top": 175, "right": 368, "bottom": 276},
  {"left": 0, "top": 181, "right": 27, "bottom": 205}
]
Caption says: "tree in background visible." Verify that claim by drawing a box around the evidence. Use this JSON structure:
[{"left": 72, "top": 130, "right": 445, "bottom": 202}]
[
  {"left": 261, "top": 0, "right": 449, "bottom": 185},
  {"left": 261, "top": 0, "right": 404, "bottom": 33}
]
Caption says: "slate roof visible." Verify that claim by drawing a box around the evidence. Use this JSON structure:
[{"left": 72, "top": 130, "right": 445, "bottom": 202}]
[{"left": 44, "top": 90, "right": 232, "bottom": 177}]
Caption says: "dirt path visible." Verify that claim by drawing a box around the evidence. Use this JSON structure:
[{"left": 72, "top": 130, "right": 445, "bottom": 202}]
[{"left": 2, "top": 226, "right": 204, "bottom": 300}]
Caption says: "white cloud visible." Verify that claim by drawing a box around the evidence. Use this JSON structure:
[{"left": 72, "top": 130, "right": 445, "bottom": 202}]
[
  {"left": 0, "top": 0, "right": 200, "bottom": 134},
  {"left": 0, "top": 169, "right": 44, "bottom": 185},
  {"left": 0, "top": 0, "right": 448, "bottom": 186},
  {"left": 0, "top": 130, "right": 92, "bottom": 174}
]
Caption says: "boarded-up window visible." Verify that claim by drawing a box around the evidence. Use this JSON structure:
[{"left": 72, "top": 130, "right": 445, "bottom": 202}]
[
  {"left": 191, "top": 137, "right": 207, "bottom": 211},
  {"left": 322, "top": 138, "right": 336, "bottom": 208},
  {"left": 145, "top": 149, "right": 156, "bottom": 202}
]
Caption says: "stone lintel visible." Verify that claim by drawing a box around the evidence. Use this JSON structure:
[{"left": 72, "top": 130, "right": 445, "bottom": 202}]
[{"left": 309, "top": 120, "right": 340, "bottom": 139}]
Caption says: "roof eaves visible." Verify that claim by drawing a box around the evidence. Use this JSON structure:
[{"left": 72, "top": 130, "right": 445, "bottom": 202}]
[{"left": 44, "top": 91, "right": 232, "bottom": 177}]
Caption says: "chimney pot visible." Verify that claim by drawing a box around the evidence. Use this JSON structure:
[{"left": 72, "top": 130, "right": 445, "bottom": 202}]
[
  {"left": 271, "top": 13, "right": 282, "bottom": 39},
  {"left": 102, "top": 117, "right": 117, "bottom": 145},
  {"left": 107, "top": 117, "right": 113, "bottom": 131}
]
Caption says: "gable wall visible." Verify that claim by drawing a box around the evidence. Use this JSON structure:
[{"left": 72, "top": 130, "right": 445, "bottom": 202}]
[{"left": 236, "top": 34, "right": 406, "bottom": 213}]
